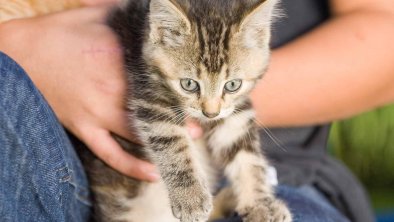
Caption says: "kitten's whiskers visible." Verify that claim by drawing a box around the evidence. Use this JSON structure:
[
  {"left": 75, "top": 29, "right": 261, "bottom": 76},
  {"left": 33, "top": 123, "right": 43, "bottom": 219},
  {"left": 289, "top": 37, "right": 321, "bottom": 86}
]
[{"left": 233, "top": 107, "right": 286, "bottom": 152}]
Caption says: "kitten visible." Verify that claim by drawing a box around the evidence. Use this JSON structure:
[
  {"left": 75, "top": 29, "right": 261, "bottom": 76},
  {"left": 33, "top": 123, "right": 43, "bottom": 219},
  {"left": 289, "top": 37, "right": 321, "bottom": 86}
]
[
  {"left": 79, "top": 0, "right": 292, "bottom": 221},
  {"left": 0, "top": 0, "right": 292, "bottom": 221},
  {"left": 0, "top": 0, "right": 81, "bottom": 23}
]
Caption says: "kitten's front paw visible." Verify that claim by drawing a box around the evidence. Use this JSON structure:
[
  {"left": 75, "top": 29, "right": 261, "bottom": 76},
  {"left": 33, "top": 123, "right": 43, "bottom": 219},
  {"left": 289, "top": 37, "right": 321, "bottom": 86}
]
[
  {"left": 239, "top": 198, "right": 292, "bottom": 222},
  {"left": 268, "top": 199, "right": 292, "bottom": 222},
  {"left": 170, "top": 185, "right": 212, "bottom": 222}
]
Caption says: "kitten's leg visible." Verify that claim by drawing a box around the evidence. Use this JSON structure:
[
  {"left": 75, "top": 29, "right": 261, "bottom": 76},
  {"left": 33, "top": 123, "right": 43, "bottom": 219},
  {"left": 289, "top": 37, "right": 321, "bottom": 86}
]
[
  {"left": 209, "top": 187, "right": 236, "bottom": 221},
  {"left": 207, "top": 102, "right": 292, "bottom": 222},
  {"left": 132, "top": 101, "right": 212, "bottom": 222}
]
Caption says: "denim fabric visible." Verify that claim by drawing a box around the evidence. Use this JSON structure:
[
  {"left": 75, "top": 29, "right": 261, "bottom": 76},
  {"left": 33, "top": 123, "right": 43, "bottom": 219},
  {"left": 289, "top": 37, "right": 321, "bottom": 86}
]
[
  {"left": 0, "top": 51, "right": 349, "bottom": 222},
  {"left": 0, "top": 51, "right": 91, "bottom": 222}
]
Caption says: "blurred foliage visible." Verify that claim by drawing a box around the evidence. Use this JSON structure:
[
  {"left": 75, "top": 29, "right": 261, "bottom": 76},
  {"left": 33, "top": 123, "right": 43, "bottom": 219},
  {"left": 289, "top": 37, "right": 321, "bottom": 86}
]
[
  {"left": 369, "top": 188, "right": 394, "bottom": 211},
  {"left": 329, "top": 104, "right": 394, "bottom": 209}
]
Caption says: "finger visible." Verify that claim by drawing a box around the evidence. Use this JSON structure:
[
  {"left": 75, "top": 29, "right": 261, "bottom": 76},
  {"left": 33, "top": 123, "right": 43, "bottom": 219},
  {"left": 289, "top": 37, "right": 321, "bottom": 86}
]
[
  {"left": 186, "top": 120, "right": 204, "bottom": 139},
  {"left": 82, "top": 128, "right": 159, "bottom": 181},
  {"left": 108, "top": 110, "right": 143, "bottom": 144}
]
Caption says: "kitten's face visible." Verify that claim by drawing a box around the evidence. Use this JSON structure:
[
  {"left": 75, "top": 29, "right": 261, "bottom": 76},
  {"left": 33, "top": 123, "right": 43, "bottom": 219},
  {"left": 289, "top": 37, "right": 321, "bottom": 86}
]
[{"left": 145, "top": 0, "right": 277, "bottom": 121}]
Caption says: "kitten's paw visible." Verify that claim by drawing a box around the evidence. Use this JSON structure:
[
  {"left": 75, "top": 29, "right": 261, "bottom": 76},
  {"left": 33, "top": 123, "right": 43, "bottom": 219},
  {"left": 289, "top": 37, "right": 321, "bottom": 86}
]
[
  {"left": 239, "top": 205, "right": 271, "bottom": 222},
  {"left": 268, "top": 199, "right": 292, "bottom": 222},
  {"left": 239, "top": 198, "right": 292, "bottom": 222},
  {"left": 170, "top": 185, "right": 212, "bottom": 222}
]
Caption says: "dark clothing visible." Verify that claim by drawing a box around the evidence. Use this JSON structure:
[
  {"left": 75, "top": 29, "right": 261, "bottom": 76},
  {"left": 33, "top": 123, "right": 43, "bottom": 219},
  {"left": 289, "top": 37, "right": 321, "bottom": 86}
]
[{"left": 261, "top": 1, "right": 375, "bottom": 222}]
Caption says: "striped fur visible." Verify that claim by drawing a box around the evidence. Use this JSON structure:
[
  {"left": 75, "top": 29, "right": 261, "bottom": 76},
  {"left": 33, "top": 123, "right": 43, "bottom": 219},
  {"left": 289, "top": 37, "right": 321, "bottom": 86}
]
[
  {"left": 91, "top": 0, "right": 292, "bottom": 221},
  {"left": 2, "top": 0, "right": 291, "bottom": 221}
]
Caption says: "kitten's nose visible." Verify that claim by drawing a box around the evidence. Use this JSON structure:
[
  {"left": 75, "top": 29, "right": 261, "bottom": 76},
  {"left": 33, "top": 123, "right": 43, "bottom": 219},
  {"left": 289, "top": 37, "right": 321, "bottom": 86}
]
[
  {"left": 202, "top": 111, "right": 219, "bottom": 118},
  {"left": 202, "top": 99, "right": 220, "bottom": 118}
]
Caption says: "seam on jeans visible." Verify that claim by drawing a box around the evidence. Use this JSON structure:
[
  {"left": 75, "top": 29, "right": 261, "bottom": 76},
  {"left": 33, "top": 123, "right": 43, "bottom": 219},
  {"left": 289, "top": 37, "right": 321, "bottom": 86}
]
[
  {"left": 57, "top": 167, "right": 72, "bottom": 183},
  {"left": 57, "top": 166, "right": 92, "bottom": 206},
  {"left": 69, "top": 181, "right": 92, "bottom": 206}
]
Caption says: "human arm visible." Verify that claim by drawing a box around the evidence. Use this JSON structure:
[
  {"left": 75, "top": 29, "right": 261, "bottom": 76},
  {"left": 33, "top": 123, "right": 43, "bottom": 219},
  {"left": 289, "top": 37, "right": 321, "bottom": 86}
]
[
  {"left": 0, "top": 6, "right": 159, "bottom": 181},
  {"left": 251, "top": 0, "right": 394, "bottom": 127}
]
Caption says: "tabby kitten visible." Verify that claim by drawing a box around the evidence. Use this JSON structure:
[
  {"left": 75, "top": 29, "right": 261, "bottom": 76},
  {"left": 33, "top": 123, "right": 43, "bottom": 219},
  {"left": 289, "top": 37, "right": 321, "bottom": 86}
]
[
  {"left": 80, "top": 0, "right": 292, "bottom": 221},
  {"left": 1, "top": 0, "right": 292, "bottom": 221},
  {"left": 0, "top": 0, "right": 81, "bottom": 23}
]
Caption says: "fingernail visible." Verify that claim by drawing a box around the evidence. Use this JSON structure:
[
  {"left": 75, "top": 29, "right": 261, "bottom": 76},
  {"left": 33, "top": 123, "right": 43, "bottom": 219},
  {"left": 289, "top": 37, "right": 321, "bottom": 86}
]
[
  {"left": 143, "top": 166, "right": 160, "bottom": 181},
  {"left": 147, "top": 172, "right": 160, "bottom": 181}
]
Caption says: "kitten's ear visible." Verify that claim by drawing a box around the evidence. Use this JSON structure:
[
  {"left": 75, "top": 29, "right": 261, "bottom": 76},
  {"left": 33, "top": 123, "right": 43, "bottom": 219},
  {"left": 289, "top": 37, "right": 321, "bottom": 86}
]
[
  {"left": 149, "top": 0, "right": 191, "bottom": 47},
  {"left": 238, "top": 0, "right": 279, "bottom": 48}
]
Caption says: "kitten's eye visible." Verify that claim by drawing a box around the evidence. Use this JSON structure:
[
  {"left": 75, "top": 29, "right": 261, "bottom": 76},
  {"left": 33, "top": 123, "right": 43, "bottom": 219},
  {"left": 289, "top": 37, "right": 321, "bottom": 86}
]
[
  {"left": 224, "top": 79, "right": 242, "bottom": 93},
  {"left": 180, "top": 78, "right": 199, "bottom": 92}
]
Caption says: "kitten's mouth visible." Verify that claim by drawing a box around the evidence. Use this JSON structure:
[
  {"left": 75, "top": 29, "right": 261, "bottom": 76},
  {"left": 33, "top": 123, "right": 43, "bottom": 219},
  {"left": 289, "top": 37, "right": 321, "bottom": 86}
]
[
  {"left": 199, "top": 115, "right": 224, "bottom": 122},
  {"left": 186, "top": 108, "right": 234, "bottom": 122},
  {"left": 202, "top": 111, "right": 220, "bottom": 119}
]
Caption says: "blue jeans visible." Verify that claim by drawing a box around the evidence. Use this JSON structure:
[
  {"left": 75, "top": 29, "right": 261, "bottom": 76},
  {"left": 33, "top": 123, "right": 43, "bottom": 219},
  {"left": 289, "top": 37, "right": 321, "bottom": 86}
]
[{"left": 0, "top": 51, "right": 350, "bottom": 222}]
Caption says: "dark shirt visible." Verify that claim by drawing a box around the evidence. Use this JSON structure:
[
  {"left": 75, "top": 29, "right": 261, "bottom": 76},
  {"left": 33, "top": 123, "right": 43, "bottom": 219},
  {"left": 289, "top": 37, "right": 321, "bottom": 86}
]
[{"left": 261, "top": 1, "right": 375, "bottom": 222}]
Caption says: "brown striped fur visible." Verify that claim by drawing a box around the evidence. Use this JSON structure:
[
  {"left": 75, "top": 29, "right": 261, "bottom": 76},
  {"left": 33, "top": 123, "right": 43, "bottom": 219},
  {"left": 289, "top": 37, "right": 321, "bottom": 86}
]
[
  {"left": 99, "top": 0, "right": 292, "bottom": 221},
  {"left": 1, "top": 0, "right": 293, "bottom": 221}
]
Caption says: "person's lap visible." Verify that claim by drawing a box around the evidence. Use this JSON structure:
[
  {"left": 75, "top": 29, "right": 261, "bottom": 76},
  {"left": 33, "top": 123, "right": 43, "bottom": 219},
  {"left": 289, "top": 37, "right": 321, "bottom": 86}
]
[{"left": 0, "top": 52, "right": 349, "bottom": 222}]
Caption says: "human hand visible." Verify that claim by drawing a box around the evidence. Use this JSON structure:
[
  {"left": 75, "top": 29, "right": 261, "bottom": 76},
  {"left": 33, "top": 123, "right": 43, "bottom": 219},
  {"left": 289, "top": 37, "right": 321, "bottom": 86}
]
[
  {"left": 0, "top": 5, "right": 161, "bottom": 181},
  {"left": 0, "top": 4, "right": 205, "bottom": 181}
]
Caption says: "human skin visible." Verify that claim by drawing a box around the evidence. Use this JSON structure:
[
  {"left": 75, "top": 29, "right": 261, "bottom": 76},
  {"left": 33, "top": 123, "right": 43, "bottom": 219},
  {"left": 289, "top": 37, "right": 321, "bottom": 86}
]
[
  {"left": 0, "top": 1, "right": 203, "bottom": 182},
  {"left": 0, "top": 4, "right": 161, "bottom": 181},
  {"left": 1, "top": 0, "right": 394, "bottom": 180},
  {"left": 251, "top": 0, "right": 394, "bottom": 127}
]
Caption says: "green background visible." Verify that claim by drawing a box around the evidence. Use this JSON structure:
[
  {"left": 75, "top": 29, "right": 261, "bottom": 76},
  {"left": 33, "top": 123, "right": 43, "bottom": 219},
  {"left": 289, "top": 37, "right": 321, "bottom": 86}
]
[{"left": 329, "top": 104, "right": 394, "bottom": 213}]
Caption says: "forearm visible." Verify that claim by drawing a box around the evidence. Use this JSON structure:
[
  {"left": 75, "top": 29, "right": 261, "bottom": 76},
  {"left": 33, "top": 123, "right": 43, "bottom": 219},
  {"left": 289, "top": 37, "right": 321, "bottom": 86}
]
[{"left": 251, "top": 8, "right": 394, "bottom": 127}]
